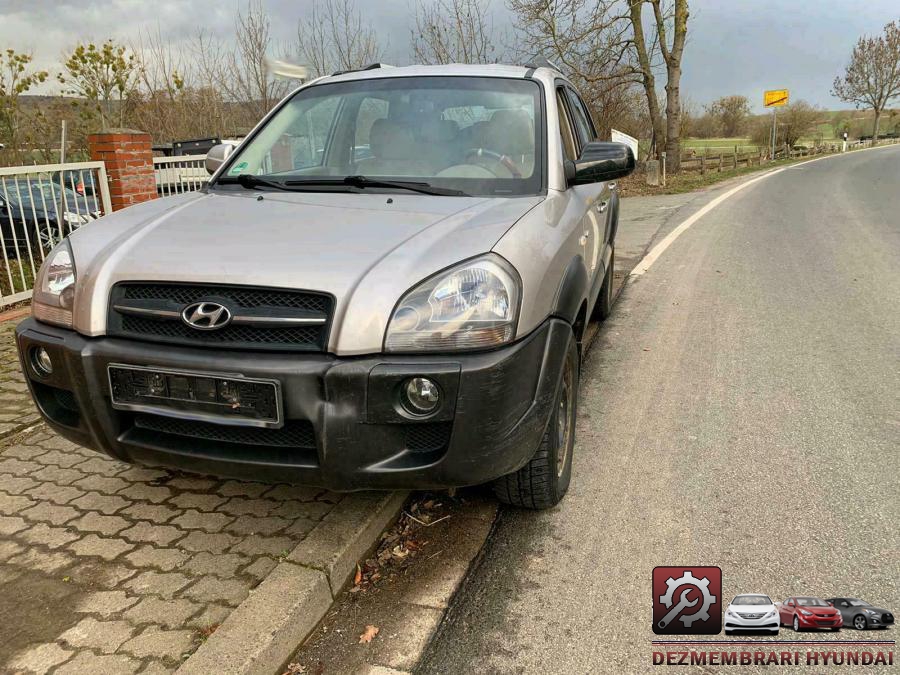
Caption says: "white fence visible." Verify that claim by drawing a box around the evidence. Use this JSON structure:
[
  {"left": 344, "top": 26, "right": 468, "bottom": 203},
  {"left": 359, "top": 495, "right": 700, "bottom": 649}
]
[
  {"left": 0, "top": 161, "right": 111, "bottom": 308},
  {"left": 153, "top": 155, "right": 209, "bottom": 197}
]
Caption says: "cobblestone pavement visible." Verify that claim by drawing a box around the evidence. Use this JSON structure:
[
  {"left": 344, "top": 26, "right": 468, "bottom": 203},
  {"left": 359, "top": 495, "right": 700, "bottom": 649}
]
[
  {"left": 0, "top": 318, "right": 42, "bottom": 438},
  {"left": 0, "top": 322, "right": 349, "bottom": 673}
]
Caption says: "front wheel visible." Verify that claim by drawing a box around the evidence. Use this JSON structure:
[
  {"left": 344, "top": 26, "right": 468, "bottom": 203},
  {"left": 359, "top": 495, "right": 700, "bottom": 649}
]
[
  {"left": 853, "top": 615, "right": 867, "bottom": 630},
  {"left": 793, "top": 616, "right": 801, "bottom": 632},
  {"left": 493, "top": 334, "right": 578, "bottom": 509}
]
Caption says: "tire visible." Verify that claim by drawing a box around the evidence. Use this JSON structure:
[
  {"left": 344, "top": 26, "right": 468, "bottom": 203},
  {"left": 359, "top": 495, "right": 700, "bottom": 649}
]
[
  {"left": 724, "top": 630, "right": 733, "bottom": 636},
  {"left": 493, "top": 333, "right": 578, "bottom": 509},
  {"left": 853, "top": 615, "right": 867, "bottom": 631},
  {"left": 591, "top": 246, "right": 615, "bottom": 321},
  {"left": 831, "top": 627, "right": 841, "bottom": 632},
  {"left": 793, "top": 615, "right": 801, "bottom": 632},
  {"left": 770, "top": 629, "right": 780, "bottom": 636}
]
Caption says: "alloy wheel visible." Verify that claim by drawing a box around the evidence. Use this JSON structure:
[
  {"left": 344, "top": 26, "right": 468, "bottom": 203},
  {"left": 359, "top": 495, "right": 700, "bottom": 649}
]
[
  {"left": 854, "top": 616, "right": 867, "bottom": 630},
  {"left": 555, "top": 365, "right": 573, "bottom": 477}
]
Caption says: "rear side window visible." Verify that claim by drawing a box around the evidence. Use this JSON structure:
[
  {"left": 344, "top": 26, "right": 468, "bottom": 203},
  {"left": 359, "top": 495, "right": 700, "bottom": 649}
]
[
  {"left": 556, "top": 89, "right": 577, "bottom": 161},
  {"left": 566, "top": 89, "right": 597, "bottom": 149}
]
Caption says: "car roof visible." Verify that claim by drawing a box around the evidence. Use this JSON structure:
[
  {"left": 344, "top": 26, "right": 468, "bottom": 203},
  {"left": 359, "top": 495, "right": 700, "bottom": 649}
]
[{"left": 320, "top": 63, "right": 551, "bottom": 85}]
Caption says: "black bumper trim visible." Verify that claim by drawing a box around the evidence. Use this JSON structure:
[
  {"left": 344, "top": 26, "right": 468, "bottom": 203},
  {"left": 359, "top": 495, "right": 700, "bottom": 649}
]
[{"left": 16, "top": 317, "right": 572, "bottom": 491}]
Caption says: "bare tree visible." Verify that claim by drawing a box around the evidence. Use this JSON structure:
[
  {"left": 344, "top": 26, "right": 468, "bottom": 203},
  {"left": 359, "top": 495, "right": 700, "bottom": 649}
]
[
  {"left": 508, "top": 0, "right": 634, "bottom": 87},
  {"left": 650, "top": 0, "right": 688, "bottom": 171},
  {"left": 508, "top": 0, "right": 648, "bottom": 141},
  {"left": 832, "top": 20, "right": 900, "bottom": 141},
  {"left": 412, "top": 0, "right": 504, "bottom": 64},
  {"left": 297, "top": 0, "right": 381, "bottom": 77},
  {"left": 628, "top": 1, "right": 665, "bottom": 156},
  {"left": 706, "top": 95, "right": 750, "bottom": 137},
  {"left": 217, "top": 1, "right": 292, "bottom": 121}
]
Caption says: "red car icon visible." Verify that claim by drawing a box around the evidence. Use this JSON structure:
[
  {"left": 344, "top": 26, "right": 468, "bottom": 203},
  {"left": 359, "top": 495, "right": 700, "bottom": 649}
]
[{"left": 778, "top": 597, "right": 843, "bottom": 632}]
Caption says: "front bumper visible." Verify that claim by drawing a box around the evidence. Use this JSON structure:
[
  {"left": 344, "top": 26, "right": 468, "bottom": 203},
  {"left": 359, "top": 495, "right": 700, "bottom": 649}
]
[
  {"left": 725, "top": 613, "right": 780, "bottom": 631},
  {"left": 796, "top": 613, "right": 843, "bottom": 630},
  {"left": 16, "top": 317, "right": 571, "bottom": 491}
]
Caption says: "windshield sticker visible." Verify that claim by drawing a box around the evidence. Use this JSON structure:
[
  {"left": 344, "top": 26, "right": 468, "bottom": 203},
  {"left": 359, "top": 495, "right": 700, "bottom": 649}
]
[{"left": 229, "top": 161, "right": 249, "bottom": 175}]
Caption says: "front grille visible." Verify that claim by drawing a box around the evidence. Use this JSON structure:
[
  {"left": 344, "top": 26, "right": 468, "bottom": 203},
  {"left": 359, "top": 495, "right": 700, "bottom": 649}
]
[
  {"left": 406, "top": 422, "right": 452, "bottom": 453},
  {"left": 736, "top": 612, "right": 764, "bottom": 620},
  {"left": 108, "top": 283, "right": 333, "bottom": 352},
  {"left": 122, "top": 284, "right": 329, "bottom": 313},
  {"left": 883, "top": 612, "right": 894, "bottom": 623},
  {"left": 121, "top": 315, "right": 321, "bottom": 346},
  {"left": 133, "top": 414, "right": 315, "bottom": 448},
  {"left": 814, "top": 618, "right": 837, "bottom": 625}
]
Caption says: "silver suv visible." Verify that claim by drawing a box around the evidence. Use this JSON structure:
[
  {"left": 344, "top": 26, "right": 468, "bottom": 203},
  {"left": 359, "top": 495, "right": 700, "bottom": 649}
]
[{"left": 16, "top": 63, "right": 633, "bottom": 509}]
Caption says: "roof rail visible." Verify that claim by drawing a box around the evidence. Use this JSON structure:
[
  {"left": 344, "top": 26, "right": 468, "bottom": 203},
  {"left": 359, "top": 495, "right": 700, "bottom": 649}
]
[
  {"left": 331, "top": 62, "right": 394, "bottom": 77},
  {"left": 523, "top": 56, "right": 562, "bottom": 73}
]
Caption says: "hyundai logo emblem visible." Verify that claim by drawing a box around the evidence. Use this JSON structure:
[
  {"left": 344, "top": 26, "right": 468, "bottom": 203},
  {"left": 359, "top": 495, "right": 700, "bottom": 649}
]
[{"left": 181, "top": 301, "right": 232, "bottom": 330}]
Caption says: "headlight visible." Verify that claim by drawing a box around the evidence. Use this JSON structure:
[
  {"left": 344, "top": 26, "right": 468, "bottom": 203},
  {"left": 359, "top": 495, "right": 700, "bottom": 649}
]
[
  {"left": 385, "top": 254, "right": 520, "bottom": 352},
  {"left": 864, "top": 609, "right": 877, "bottom": 615},
  {"left": 799, "top": 609, "right": 813, "bottom": 616},
  {"left": 32, "top": 240, "right": 76, "bottom": 328},
  {"left": 725, "top": 609, "right": 735, "bottom": 617},
  {"left": 765, "top": 609, "right": 777, "bottom": 618}
]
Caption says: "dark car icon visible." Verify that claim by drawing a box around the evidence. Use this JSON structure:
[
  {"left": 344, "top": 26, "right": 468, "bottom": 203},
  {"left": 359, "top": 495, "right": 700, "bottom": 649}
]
[{"left": 826, "top": 598, "right": 895, "bottom": 631}]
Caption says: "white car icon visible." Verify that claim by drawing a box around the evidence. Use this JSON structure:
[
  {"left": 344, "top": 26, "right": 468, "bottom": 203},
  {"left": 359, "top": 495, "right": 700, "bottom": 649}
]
[{"left": 724, "top": 594, "right": 780, "bottom": 635}]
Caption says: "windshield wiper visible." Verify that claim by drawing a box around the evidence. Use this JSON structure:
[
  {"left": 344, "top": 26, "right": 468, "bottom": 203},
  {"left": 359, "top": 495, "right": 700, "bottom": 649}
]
[
  {"left": 284, "top": 175, "right": 469, "bottom": 197},
  {"left": 230, "top": 174, "right": 292, "bottom": 191},
  {"left": 222, "top": 173, "right": 468, "bottom": 196}
]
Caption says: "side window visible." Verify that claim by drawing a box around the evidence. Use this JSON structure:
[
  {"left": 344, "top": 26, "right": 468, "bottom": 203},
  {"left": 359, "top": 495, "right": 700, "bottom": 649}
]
[
  {"left": 266, "top": 96, "right": 341, "bottom": 173},
  {"left": 556, "top": 89, "right": 577, "bottom": 162},
  {"left": 354, "top": 97, "right": 389, "bottom": 162},
  {"left": 566, "top": 88, "right": 596, "bottom": 150}
]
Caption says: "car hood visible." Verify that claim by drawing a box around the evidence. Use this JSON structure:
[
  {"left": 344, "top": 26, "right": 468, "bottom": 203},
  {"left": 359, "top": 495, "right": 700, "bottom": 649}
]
[
  {"left": 799, "top": 606, "right": 839, "bottom": 615},
  {"left": 729, "top": 604, "right": 776, "bottom": 613},
  {"left": 69, "top": 189, "right": 542, "bottom": 354}
]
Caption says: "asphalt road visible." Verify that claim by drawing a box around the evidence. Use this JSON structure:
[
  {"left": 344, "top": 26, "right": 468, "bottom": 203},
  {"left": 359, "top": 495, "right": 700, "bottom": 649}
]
[{"left": 419, "top": 147, "right": 900, "bottom": 673}]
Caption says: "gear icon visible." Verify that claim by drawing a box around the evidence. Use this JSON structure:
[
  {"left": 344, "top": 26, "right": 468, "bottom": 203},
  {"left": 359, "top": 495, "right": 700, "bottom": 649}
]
[{"left": 659, "top": 571, "right": 717, "bottom": 627}]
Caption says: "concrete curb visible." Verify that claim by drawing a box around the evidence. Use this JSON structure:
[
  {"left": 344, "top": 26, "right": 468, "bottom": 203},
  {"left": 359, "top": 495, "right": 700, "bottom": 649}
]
[{"left": 178, "top": 491, "right": 408, "bottom": 675}]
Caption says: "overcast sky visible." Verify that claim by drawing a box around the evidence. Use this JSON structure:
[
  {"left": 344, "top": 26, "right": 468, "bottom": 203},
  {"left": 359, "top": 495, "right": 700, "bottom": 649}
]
[{"left": 2, "top": 0, "right": 898, "bottom": 112}]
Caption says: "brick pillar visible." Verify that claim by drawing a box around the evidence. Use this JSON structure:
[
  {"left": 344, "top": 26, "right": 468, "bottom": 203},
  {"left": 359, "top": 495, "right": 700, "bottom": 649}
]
[{"left": 88, "top": 129, "right": 157, "bottom": 211}]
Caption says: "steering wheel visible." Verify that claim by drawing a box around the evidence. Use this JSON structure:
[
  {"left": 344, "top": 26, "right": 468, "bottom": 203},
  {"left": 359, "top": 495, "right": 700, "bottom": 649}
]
[{"left": 463, "top": 148, "right": 522, "bottom": 178}]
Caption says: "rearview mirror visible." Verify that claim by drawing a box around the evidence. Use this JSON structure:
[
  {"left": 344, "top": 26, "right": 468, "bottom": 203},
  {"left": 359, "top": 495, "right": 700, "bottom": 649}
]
[
  {"left": 205, "top": 144, "right": 235, "bottom": 175},
  {"left": 567, "top": 141, "right": 635, "bottom": 186}
]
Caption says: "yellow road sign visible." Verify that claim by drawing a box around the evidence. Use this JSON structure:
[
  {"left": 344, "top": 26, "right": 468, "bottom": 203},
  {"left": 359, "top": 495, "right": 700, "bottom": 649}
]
[{"left": 764, "top": 89, "right": 789, "bottom": 107}]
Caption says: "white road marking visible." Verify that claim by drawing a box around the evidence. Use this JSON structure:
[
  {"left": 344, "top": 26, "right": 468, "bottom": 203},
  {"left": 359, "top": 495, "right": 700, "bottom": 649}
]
[{"left": 629, "top": 143, "right": 900, "bottom": 276}]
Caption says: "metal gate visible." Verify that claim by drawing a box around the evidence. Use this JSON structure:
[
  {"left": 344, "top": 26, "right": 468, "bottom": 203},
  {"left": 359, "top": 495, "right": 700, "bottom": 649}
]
[{"left": 0, "top": 161, "right": 111, "bottom": 307}]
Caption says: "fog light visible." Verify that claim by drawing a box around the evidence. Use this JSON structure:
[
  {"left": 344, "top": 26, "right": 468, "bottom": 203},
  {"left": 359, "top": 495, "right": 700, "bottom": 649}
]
[
  {"left": 32, "top": 347, "right": 53, "bottom": 376},
  {"left": 402, "top": 377, "right": 441, "bottom": 415}
]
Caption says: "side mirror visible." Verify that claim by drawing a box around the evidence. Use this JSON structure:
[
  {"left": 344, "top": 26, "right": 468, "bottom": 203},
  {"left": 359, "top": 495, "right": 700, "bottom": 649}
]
[
  {"left": 569, "top": 141, "right": 635, "bottom": 186},
  {"left": 205, "top": 144, "right": 235, "bottom": 175}
]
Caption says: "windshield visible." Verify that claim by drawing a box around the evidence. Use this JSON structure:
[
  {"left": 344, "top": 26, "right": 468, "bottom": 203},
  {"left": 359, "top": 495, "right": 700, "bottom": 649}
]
[
  {"left": 217, "top": 76, "right": 543, "bottom": 197},
  {"left": 732, "top": 595, "right": 771, "bottom": 606},
  {"left": 848, "top": 600, "right": 871, "bottom": 607},
  {"left": 796, "top": 597, "right": 829, "bottom": 607}
]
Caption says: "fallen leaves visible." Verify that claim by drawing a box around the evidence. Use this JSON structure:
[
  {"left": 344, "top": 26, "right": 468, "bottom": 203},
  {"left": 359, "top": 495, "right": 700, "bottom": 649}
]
[
  {"left": 358, "top": 625, "right": 379, "bottom": 643},
  {"left": 347, "top": 494, "right": 451, "bottom": 595},
  {"left": 281, "top": 663, "right": 306, "bottom": 675}
]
